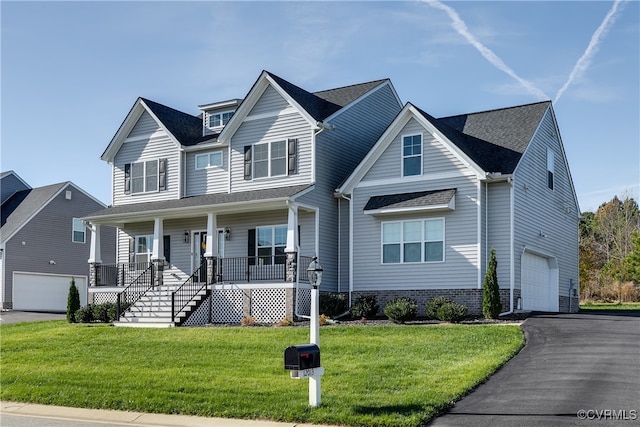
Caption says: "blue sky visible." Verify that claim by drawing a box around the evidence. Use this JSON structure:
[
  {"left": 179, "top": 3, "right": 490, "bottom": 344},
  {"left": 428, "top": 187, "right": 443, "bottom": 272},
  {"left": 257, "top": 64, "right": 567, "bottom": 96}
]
[{"left": 2, "top": 1, "right": 638, "bottom": 212}]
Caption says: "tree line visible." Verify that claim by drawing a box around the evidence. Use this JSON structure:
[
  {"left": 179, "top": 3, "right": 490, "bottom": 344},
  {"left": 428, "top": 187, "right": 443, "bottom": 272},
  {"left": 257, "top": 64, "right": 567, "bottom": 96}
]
[{"left": 580, "top": 193, "right": 640, "bottom": 302}]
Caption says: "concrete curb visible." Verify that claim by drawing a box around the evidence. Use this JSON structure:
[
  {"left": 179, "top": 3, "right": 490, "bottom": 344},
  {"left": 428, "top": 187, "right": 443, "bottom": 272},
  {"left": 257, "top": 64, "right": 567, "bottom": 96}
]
[{"left": 1, "top": 402, "right": 334, "bottom": 427}]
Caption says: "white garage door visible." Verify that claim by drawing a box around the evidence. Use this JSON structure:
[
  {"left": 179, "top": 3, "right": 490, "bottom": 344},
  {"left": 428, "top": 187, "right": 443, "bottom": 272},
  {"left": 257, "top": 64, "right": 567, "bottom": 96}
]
[
  {"left": 521, "top": 252, "right": 558, "bottom": 312},
  {"left": 13, "top": 273, "right": 87, "bottom": 312}
]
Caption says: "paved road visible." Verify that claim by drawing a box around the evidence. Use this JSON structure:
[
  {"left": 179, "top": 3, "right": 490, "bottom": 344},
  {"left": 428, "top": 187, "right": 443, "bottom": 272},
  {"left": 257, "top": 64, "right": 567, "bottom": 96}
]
[{"left": 429, "top": 311, "right": 640, "bottom": 426}]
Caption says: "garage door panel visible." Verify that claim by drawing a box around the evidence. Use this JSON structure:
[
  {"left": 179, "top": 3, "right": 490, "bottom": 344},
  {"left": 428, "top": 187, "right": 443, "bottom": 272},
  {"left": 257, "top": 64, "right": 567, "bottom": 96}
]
[{"left": 13, "top": 273, "right": 87, "bottom": 312}]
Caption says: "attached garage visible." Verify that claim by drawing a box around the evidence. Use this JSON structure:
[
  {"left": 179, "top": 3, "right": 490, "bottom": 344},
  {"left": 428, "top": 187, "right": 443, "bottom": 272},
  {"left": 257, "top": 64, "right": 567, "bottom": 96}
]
[
  {"left": 521, "top": 250, "right": 559, "bottom": 312},
  {"left": 13, "top": 272, "right": 88, "bottom": 312}
]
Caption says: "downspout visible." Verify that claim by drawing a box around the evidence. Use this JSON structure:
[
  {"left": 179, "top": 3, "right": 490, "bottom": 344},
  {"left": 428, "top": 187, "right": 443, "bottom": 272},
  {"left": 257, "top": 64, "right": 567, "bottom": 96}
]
[
  {"left": 340, "top": 193, "right": 353, "bottom": 307},
  {"left": 500, "top": 176, "right": 515, "bottom": 316}
]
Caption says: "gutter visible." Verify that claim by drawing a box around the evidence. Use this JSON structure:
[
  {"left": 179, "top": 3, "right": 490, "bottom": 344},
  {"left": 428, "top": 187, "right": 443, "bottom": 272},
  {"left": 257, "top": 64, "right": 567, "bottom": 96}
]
[{"left": 499, "top": 176, "right": 515, "bottom": 317}]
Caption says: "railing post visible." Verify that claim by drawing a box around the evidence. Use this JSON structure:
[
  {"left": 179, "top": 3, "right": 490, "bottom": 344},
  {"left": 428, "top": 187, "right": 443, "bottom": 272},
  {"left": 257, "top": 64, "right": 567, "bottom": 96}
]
[{"left": 171, "top": 292, "right": 175, "bottom": 323}]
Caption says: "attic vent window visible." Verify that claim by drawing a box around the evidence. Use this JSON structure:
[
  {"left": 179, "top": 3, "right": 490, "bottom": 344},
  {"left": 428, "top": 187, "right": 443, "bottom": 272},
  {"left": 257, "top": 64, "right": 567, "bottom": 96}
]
[
  {"left": 207, "top": 111, "right": 234, "bottom": 129},
  {"left": 65, "top": 190, "right": 72, "bottom": 200}
]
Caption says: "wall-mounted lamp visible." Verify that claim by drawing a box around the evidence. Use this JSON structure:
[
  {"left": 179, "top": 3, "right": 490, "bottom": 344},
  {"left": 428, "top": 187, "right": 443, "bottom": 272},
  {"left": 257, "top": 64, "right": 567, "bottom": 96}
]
[
  {"left": 49, "top": 260, "right": 56, "bottom": 265},
  {"left": 224, "top": 227, "right": 231, "bottom": 241},
  {"left": 539, "top": 230, "right": 546, "bottom": 238},
  {"left": 184, "top": 231, "right": 190, "bottom": 244}
]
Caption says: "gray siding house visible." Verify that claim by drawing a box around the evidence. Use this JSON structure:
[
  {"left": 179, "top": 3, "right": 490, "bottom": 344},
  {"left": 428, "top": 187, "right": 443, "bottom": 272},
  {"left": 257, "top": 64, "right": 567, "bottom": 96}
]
[
  {"left": 0, "top": 171, "right": 115, "bottom": 311},
  {"left": 336, "top": 101, "right": 580, "bottom": 315},
  {"left": 84, "top": 71, "right": 403, "bottom": 326}
]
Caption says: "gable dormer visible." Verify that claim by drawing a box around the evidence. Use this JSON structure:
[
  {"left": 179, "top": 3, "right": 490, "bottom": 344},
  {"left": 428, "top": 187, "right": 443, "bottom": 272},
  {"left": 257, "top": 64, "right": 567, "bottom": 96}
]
[{"left": 198, "top": 99, "right": 242, "bottom": 137}]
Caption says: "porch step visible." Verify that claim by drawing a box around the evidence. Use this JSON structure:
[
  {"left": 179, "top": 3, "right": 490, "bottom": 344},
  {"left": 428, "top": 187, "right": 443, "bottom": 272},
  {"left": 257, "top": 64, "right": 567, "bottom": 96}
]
[{"left": 115, "top": 284, "right": 209, "bottom": 328}]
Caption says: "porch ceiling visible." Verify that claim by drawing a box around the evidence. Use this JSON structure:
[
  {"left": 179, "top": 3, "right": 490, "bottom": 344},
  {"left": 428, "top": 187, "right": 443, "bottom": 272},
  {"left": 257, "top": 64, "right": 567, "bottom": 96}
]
[{"left": 84, "top": 184, "right": 313, "bottom": 225}]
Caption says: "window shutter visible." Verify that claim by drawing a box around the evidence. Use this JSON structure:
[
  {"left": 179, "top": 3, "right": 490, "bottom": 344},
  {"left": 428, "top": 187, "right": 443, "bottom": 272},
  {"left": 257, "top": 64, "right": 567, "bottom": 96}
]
[
  {"left": 128, "top": 236, "right": 135, "bottom": 263},
  {"left": 288, "top": 138, "right": 298, "bottom": 175},
  {"left": 163, "top": 235, "right": 171, "bottom": 263},
  {"left": 159, "top": 159, "right": 167, "bottom": 191},
  {"left": 248, "top": 228, "right": 256, "bottom": 266},
  {"left": 244, "top": 146, "right": 252, "bottom": 180},
  {"left": 124, "top": 163, "right": 131, "bottom": 194}
]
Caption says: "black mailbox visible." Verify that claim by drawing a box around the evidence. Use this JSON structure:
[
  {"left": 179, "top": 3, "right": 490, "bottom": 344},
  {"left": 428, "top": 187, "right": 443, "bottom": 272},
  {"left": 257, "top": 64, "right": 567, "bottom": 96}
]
[{"left": 284, "top": 344, "right": 320, "bottom": 370}]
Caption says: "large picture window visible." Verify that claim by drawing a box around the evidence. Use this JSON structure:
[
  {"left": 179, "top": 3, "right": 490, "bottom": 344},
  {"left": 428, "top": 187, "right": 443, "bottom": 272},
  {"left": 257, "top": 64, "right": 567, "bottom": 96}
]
[
  {"left": 382, "top": 218, "right": 444, "bottom": 263},
  {"left": 402, "top": 134, "right": 422, "bottom": 177}
]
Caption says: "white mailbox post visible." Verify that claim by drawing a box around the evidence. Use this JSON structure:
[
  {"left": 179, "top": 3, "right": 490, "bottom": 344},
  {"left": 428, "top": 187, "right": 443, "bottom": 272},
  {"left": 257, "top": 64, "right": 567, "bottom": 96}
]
[{"left": 306, "top": 256, "right": 323, "bottom": 407}]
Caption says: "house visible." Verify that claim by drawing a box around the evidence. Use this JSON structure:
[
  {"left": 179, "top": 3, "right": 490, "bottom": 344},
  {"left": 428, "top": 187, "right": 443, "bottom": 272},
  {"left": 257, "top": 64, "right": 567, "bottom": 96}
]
[
  {"left": 0, "top": 171, "right": 115, "bottom": 312},
  {"left": 335, "top": 101, "right": 580, "bottom": 315},
  {"left": 83, "top": 70, "right": 403, "bottom": 326}
]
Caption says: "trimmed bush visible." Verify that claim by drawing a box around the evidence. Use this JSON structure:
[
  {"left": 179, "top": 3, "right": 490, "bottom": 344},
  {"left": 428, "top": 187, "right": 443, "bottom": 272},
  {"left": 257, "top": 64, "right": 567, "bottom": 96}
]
[
  {"left": 350, "top": 295, "right": 379, "bottom": 319},
  {"left": 92, "top": 302, "right": 118, "bottom": 323},
  {"left": 320, "top": 292, "right": 348, "bottom": 317},
  {"left": 383, "top": 297, "right": 417, "bottom": 324},
  {"left": 436, "top": 302, "right": 468, "bottom": 323},
  {"left": 66, "top": 277, "right": 81, "bottom": 323},
  {"left": 75, "top": 305, "right": 94, "bottom": 323},
  {"left": 426, "top": 296, "right": 455, "bottom": 319}
]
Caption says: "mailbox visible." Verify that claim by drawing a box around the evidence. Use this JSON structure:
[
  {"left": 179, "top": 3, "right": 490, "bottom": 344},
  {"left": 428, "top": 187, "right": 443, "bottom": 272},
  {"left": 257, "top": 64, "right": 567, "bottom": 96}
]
[{"left": 284, "top": 344, "right": 320, "bottom": 370}]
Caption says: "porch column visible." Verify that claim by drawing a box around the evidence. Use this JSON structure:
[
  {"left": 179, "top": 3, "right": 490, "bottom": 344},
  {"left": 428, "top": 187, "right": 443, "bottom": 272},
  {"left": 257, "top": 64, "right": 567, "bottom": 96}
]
[
  {"left": 285, "top": 202, "right": 299, "bottom": 283},
  {"left": 88, "top": 223, "right": 101, "bottom": 287},
  {"left": 151, "top": 217, "right": 165, "bottom": 287},
  {"left": 205, "top": 213, "right": 217, "bottom": 284}
]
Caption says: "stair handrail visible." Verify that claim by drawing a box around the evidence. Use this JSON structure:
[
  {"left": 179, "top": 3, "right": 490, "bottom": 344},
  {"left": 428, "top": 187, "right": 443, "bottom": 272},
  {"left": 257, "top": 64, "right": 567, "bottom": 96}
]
[
  {"left": 116, "top": 263, "right": 154, "bottom": 318},
  {"left": 171, "top": 259, "right": 209, "bottom": 323}
]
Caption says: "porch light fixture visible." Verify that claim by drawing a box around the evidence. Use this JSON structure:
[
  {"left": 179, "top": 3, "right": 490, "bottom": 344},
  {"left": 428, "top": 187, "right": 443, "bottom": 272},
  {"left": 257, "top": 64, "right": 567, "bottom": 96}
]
[
  {"left": 184, "top": 231, "right": 190, "bottom": 243},
  {"left": 307, "top": 257, "right": 323, "bottom": 289},
  {"left": 224, "top": 227, "right": 231, "bottom": 241}
]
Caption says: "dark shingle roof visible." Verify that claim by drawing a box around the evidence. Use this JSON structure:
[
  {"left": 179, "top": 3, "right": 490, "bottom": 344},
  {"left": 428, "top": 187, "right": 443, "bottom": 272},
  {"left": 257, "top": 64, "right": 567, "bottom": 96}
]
[
  {"left": 313, "top": 79, "right": 388, "bottom": 107},
  {"left": 85, "top": 185, "right": 312, "bottom": 220},
  {"left": 141, "top": 98, "right": 209, "bottom": 146},
  {"left": 364, "top": 189, "right": 456, "bottom": 212},
  {"left": 438, "top": 101, "right": 550, "bottom": 154}
]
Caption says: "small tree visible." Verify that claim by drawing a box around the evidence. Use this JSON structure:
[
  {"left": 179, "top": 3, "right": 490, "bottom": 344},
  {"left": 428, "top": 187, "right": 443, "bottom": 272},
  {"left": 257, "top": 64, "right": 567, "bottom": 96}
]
[
  {"left": 483, "top": 248, "right": 502, "bottom": 319},
  {"left": 67, "top": 277, "right": 81, "bottom": 323}
]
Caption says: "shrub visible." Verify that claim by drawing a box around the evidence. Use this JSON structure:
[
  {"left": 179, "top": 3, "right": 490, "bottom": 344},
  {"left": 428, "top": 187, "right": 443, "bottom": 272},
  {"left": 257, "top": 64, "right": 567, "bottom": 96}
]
[
  {"left": 320, "top": 292, "right": 348, "bottom": 317},
  {"left": 350, "top": 295, "right": 379, "bottom": 318},
  {"left": 426, "top": 296, "right": 455, "bottom": 319},
  {"left": 383, "top": 297, "right": 417, "bottom": 324},
  {"left": 75, "top": 305, "right": 94, "bottom": 323},
  {"left": 107, "top": 302, "right": 120, "bottom": 322},
  {"left": 483, "top": 248, "right": 502, "bottom": 319},
  {"left": 66, "top": 277, "right": 81, "bottom": 323},
  {"left": 436, "top": 302, "right": 468, "bottom": 323},
  {"left": 91, "top": 302, "right": 118, "bottom": 323}
]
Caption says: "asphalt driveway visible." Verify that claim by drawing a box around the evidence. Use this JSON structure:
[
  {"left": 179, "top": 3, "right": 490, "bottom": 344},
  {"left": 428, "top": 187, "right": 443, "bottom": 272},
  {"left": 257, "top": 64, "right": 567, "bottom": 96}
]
[
  {"left": 0, "top": 311, "right": 66, "bottom": 324},
  {"left": 429, "top": 311, "right": 640, "bottom": 426}
]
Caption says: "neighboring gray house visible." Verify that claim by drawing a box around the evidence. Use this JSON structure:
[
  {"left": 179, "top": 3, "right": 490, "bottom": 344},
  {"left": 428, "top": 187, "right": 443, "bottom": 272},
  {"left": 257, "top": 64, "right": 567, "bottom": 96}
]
[
  {"left": 84, "top": 70, "right": 403, "bottom": 326},
  {"left": 0, "top": 171, "right": 115, "bottom": 311},
  {"left": 335, "top": 101, "right": 580, "bottom": 315}
]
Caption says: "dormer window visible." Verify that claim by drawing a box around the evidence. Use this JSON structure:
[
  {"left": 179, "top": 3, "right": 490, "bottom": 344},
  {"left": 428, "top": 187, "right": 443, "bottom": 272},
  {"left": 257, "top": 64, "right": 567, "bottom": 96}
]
[{"left": 206, "top": 111, "right": 234, "bottom": 130}]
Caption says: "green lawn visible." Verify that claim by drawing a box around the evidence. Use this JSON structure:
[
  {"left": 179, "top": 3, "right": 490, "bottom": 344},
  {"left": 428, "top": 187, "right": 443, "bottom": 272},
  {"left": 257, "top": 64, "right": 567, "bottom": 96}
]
[
  {"left": 580, "top": 302, "right": 640, "bottom": 311},
  {"left": 0, "top": 321, "right": 524, "bottom": 427}
]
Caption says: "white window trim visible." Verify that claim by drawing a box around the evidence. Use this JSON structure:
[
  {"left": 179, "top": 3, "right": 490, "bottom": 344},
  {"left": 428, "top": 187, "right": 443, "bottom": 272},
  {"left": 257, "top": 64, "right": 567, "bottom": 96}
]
[
  {"left": 72, "top": 218, "right": 86, "bottom": 244},
  {"left": 131, "top": 159, "right": 160, "bottom": 194},
  {"left": 195, "top": 151, "right": 223, "bottom": 170},
  {"left": 401, "top": 133, "right": 423, "bottom": 177},
  {"left": 256, "top": 225, "right": 287, "bottom": 264},
  {"left": 380, "top": 217, "right": 445, "bottom": 264},
  {"left": 135, "top": 235, "right": 154, "bottom": 264},
  {"left": 252, "top": 140, "right": 288, "bottom": 179},
  {"left": 206, "top": 110, "right": 234, "bottom": 130}
]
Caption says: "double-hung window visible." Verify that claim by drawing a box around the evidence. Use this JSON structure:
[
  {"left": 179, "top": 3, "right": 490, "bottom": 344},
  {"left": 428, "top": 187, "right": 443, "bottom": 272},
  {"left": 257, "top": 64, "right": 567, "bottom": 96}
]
[
  {"left": 72, "top": 218, "right": 85, "bottom": 243},
  {"left": 135, "top": 235, "right": 154, "bottom": 264},
  {"left": 254, "top": 141, "right": 286, "bottom": 178},
  {"left": 256, "top": 225, "right": 287, "bottom": 265},
  {"left": 546, "top": 149, "right": 554, "bottom": 190},
  {"left": 195, "top": 151, "right": 223, "bottom": 169},
  {"left": 382, "top": 218, "right": 444, "bottom": 263},
  {"left": 125, "top": 159, "right": 166, "bottom": 194},
  {"left": 402, "top": 134, "right": 422, "bottom": 177}
]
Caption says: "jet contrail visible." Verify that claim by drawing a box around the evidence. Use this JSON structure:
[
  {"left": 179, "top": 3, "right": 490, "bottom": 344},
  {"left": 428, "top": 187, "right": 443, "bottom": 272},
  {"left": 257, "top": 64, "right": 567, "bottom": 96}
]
[
  {"left": 554, "top": 0, "right": 627, "bottom": 103},
  {"left": 423, "top": 0, "right": 549, "bottom": 101}
]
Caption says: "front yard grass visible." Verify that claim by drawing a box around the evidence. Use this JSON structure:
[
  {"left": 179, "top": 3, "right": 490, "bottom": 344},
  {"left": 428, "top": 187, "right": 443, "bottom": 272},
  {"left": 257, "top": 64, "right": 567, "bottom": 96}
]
[
  {"left": 580, "top": 302, "right": 640, "bottom": 311},
  {"left": 0, "top": 321, "right": 523, "bottom": 427}
]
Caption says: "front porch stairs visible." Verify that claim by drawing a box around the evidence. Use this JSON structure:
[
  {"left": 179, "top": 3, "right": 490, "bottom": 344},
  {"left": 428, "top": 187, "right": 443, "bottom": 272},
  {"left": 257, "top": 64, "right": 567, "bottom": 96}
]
[{"left": 113, "top": 283, "right": 209, "bottom": 328}]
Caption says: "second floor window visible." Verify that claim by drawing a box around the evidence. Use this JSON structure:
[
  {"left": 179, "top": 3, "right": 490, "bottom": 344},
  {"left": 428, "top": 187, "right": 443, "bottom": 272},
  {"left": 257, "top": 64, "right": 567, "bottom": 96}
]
[
  {"left": 547, "top": 149, "right": 554, "bottom": 190},
  {"left": 124, "top": 159, "right": 167, "bottom": 194},
  {"left": 195, "top": 151, "right": 223, "bottom": 169},
  {"left": 244, "top": 139, "right": 297, "bottom": 180}
]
